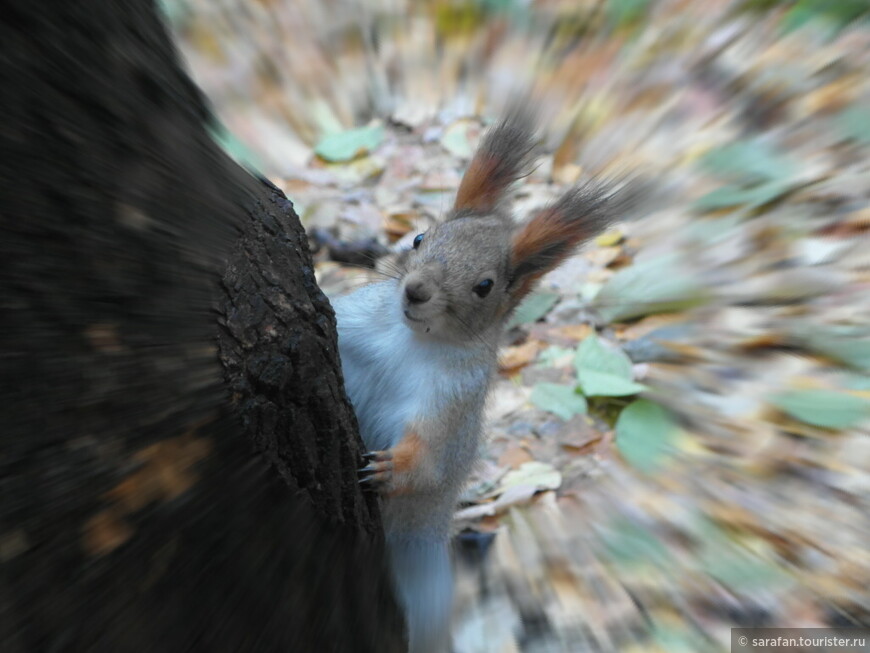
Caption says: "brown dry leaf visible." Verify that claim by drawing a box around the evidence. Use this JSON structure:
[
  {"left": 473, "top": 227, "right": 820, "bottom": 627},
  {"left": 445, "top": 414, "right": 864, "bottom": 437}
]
[
  {"left": 803, "top": 75, "right": 861, "bottom": 115},
  {"left": 499, "top": 340, "right": 543, "bottom": 375},
  {"left": 83, "top": 323, "right": 123, "bottom": 354},
  {"left": 498, "top": 443, "right": 535, "bottom": 469},
  {"left": 559, "top": 418, "right": 602, "bottom": 454},
  {"left": 82, "top": 510, "right": 133, "bottom": 557},
  {"left": 553, "top": 163, "right": 583, "bottom": 186},
  {"left": 584, "top": 245, "right": 623, "bottom": 268},
  {"left": 655, "top": 340, "right": 706, "bottom": 360},
  {"left": 737, "top": 332, "right": 791, "bottom": 351},
  {"left": 816, "top": 208, "right": 870, "bottom": 238},
  {"left": 105, "top": 430, "right": 214, "bottom": 514},
  {"left": 383, "top": 212, "right": 416, "bottom": 241},
  {"left": 527, "top": 323, "right": 593, "bottom": 348},
  {"left": 551, "top": 323, "right": 593, "bottom": 343}
]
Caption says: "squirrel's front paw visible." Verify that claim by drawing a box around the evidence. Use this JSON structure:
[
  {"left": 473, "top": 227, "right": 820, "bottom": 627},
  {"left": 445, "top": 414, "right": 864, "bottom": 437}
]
[
  {"left": 358, "top": 450, "right": 393, "bottom": 492},
  {"left": 358, "top": 432, "right": 425, "bottom": 496}
]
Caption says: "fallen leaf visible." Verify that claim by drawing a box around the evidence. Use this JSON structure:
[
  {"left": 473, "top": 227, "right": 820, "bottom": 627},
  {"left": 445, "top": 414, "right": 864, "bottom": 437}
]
[
  {"left": 552, "top": 323, "right": 594, "bottom": 342},
  {"left": 507, "top": 292, "right": 560, "bottom": 329},
  {"left": 592, "top": 255, "right": 708, "bottom": 323},
  {"left": 769, "top": 389, "right": 870, "bottom": 430},
  {"left": 537, "top": 345, "right": 576, "bottom": 368},
  {"left": 499, "top": 340, "right": 543, "bottom": 374},
  {"left": 835, "top": 104, "right": 870, "bottom": 145},
  {"left": 440, "top": 119, "right": 477, "bottom": 158},
  {"left": 498, "top": 444, "right": 535, "bottom": 469},
  {"left": 500, "top": 461, "right": 562, "bottom": 492},
  {"left": 383, "top": 212, "right": 415, "bottom": 241},
  {"left": 574, "top": 333, "right": 648, "bottom": 397},
  {"left": 453, "top": 483, "right": 540, "bottom": 521},
  {"left": 701, "top": 139, "right": 795, "bottom": 186},
  {"left": 314, "top": 124, "right": 384, "bottom": 162},
  {"left": 694, "top": 181, "right": 793, "bottom": 212},
  {"left": 530, "top": 382, "right": 588, "bottom": 420},
  {"left": 82, "top": 510, "right": 133, "bottom": 557},
  {"left": 594, "top": 229, "right": 625, "bottom": 247},
  {"left": 615, "top": 399, "right": 681, "bottom": 473},
  {"left": 598, "top": 517, "right": 670, "bottom": 568}
]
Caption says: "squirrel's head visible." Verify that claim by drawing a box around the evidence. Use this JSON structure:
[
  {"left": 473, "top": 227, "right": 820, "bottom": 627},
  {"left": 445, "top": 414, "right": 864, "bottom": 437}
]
[{"left": 397, "top": 107, "right": 636, "bottom": 345}]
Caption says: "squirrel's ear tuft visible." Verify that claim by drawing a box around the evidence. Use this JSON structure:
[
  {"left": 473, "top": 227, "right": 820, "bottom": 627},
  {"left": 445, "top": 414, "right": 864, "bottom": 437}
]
[
  {"left": 453, "top": 106, "right": 537, "bottom": 214},
  {"left": 507, "top": 180, "right": 641, "bottom": 304}
]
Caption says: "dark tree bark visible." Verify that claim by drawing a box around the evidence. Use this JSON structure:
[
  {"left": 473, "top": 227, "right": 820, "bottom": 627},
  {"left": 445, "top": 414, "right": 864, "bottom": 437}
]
[{"left": 0, "top": 3, "right": 403, "bottom": 651}]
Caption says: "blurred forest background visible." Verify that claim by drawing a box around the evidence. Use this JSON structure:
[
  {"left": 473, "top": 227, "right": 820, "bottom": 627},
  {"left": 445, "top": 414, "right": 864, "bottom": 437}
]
[{"left": 167, "top": 1, "right": 869, "bottom": 650}]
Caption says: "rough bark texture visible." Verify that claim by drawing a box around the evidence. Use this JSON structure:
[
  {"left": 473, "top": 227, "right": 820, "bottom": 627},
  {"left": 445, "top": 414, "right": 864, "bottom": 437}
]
[{"left": 0, "top": 3, "right": 403, "bottom": 651}]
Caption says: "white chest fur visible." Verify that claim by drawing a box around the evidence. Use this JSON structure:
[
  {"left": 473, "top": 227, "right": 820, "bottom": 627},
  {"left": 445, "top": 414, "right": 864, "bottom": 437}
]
[{"left": 332, "top": 281, "right": 490, "bottom": 454}]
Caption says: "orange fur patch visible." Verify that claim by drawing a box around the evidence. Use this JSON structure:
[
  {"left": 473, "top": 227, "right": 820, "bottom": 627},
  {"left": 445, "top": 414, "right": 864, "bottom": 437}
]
[
  {"left": 454, "top": 155, "right": 501, "bottom": 212},
  {"left": 509, "top": 207, "right": 588, "bottom": 301},
  {"left": 391, "top": 430, "right": 426, "bottom": 475},
  {"left": 454, "top": 108, "right": 537, "bottom": 213}
]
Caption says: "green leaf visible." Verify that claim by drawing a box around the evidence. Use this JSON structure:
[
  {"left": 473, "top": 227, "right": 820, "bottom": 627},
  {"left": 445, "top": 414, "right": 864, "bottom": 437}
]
[
  {"left": 578, "top": 370, "right": 648, "bottom": 397},
  {"left": 575, "top": 333, "right": 632, "bottom": 377},
  {"left": 694, "top": 181, "right": 792, "bottom": 212},
  {"left": 842, "top": 374, "right": 870, "bottom": 391},
  {"left": 794, "top": 325, "right": 870, "bottom": 372},
  {"left": 701, "top": 140, "right": 794, "bottom": 186},
  {"left": 835, "top": 105, "right": 870, "bottom": 146},
  {"left": 769, "top": 389, "right": 869, "bottom": 429},
  {"left": 698, "top": 522, "right": 792, "bottom": 591},
  {"left": 314, "top": 124, "right": 384, "bottom": 162},
  {"left": 158, "top": 0, "right": 190, "bottom": 26},
  {"left": 599, "top": 518, "right": 670, "bottom": 567},
  {"left": 530, "top": 383, "right": 587, "bottom": 420},
  {"left": 615, "top": 399, "right": 680, "bottom": 473},
  {"left": 694, "top": 185, "right": 746, "bottom": 211},
  {"left": 538, "top": 345, "right": 575, "bottom": 367},
  {"left": 606, "top": 0, "right": 651, "bottom": 28},
  {"left": 697, "top": 140, "right": 798, "bottom": 217},
  {"left": 812, "top": 337, "right": 870, "bottom": 372},
  {"left": 507, "top": 292, "right": 559, "bottom": 328},
  {"left": 440, "top": 121, "right": 474, "bottom": 158},
  {"left": 208, "top": 123, "right": 263, "bottom": 173},
  {"left": 704, "top": 547, "right": 791, "bottom": 590},
  {"left": 592, "top": 255, "right": 708, "bottom": 323},
  {"left": 782, "top": 0, "right": 870, "bottom": 33},
  {"left": 684, "top": 213, "right": 743, "bottom": 243},
  {"left": 650, "top": 623, "right": 710, "bottom": 653},
  {"left": 574, "top": 334, "right": 647, "bottom": 396}
]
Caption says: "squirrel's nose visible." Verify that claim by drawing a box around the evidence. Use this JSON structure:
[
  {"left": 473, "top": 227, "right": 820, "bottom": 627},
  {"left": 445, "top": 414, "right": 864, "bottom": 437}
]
[{"left": 405, "top": 279, "right": 432, "bottom": 305}]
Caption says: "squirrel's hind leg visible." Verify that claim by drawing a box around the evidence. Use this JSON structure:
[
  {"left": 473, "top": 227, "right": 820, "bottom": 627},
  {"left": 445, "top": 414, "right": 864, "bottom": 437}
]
[{"left": 387, "top": 535, "right": 453, "bottom": 653}]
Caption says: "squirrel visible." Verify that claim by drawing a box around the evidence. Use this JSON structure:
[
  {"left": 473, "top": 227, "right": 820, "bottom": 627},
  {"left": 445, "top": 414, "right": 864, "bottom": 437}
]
[{"left": 331, "top": 107, "right": 632, "bottom": 652}]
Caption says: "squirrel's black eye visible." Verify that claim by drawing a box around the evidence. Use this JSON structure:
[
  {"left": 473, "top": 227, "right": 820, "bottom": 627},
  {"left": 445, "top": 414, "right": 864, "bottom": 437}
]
[
  {"left": 413, "top": 233, "right": 424, "bottom": 249},
  {"left": 473, "top": 279, "right": 494, "bottom": 298}
]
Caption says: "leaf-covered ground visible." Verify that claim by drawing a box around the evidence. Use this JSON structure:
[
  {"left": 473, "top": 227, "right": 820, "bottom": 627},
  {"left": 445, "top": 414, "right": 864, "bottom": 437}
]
[{"left": 170, "top": 1, "right": 870, "bottom": 650}]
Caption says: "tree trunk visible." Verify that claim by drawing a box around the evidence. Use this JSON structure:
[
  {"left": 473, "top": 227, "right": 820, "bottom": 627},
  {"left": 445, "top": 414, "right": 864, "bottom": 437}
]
[{"left": 0, "top": 3, "right": 404, "bottom": 651}]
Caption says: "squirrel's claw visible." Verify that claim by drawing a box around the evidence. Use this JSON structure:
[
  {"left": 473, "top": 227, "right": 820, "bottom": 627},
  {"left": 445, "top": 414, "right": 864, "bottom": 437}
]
[
  {"left": 362, "top": 449, "right": 392, "bottom": 462},
  {"left": 358, "top": 463, "right": 385, "bottom": 474},
  {"left": 358, "top": 450, "right": 393, "bottom": 490}
]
